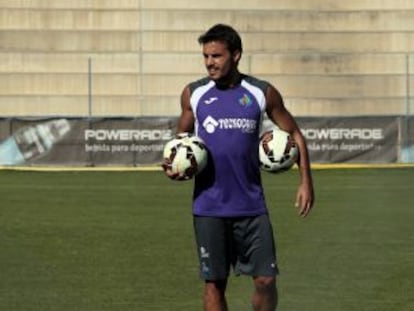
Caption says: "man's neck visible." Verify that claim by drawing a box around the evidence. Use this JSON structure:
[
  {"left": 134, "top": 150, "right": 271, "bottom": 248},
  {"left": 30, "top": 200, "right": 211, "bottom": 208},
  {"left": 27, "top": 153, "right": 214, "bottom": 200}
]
[{"left": 215, "top": 71, "right": 242, "bottom": 90}]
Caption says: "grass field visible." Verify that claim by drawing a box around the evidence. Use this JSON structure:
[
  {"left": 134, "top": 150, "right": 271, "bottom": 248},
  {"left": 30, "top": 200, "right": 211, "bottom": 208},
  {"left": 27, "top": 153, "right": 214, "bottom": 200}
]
[{"left": 0, "top": 168, "right": 413, "bottom": 311}]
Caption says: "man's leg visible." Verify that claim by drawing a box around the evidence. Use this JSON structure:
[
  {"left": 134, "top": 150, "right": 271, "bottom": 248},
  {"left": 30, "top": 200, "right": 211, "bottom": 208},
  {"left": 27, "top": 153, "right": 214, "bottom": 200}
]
[
  {"left": 204, "top": 279, "right": 228, "bottom": 311},
  {"left": 251, "top": 276, "right": 277, "bottom": 311}
]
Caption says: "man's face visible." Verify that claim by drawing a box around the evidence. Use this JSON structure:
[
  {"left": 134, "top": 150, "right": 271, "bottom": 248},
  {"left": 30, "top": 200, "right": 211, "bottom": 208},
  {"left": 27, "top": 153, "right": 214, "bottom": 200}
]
[{"left": 202, "top": 40, "right": 240, "bottom": 81}]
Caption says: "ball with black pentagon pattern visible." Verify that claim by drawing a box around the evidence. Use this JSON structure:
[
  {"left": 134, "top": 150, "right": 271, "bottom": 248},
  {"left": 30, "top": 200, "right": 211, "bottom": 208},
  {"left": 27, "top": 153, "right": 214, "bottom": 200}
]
[
  {"left": 259, "top": 128, "right": 299, "bottom": 173},
  {"left": 163, "top": 132, "right": 208, "bottom": 180}
]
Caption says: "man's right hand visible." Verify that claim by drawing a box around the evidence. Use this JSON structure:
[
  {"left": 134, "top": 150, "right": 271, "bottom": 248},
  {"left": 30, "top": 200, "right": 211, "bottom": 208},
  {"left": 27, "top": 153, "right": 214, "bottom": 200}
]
[{"left": 161, "top": 158, "right": 191, "bottom": 181}]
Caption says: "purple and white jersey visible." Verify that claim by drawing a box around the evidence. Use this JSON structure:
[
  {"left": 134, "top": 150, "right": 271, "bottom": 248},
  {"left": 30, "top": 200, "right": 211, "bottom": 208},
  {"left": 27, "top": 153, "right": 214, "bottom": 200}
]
[{"left": 189, "top": 75, "right": 270, "bottom": 217}]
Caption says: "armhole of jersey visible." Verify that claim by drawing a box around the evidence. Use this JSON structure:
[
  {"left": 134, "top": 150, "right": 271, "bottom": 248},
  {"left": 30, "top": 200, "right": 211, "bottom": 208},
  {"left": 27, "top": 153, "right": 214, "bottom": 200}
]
[
  {"left": 241, "top": 78, "right": 268, "bottom": 113},
  {"left": 188, "top": 78, "right": 215, "bottom": 136},
  {"left": 241, "top": 77, "right": 269, "bottom": 137}
]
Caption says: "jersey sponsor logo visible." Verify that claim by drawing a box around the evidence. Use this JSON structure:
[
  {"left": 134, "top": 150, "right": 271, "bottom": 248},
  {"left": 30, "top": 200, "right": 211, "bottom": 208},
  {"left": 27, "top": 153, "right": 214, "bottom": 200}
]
[{"left": 202, "top": 115, "right": 257, "bottom": 134}]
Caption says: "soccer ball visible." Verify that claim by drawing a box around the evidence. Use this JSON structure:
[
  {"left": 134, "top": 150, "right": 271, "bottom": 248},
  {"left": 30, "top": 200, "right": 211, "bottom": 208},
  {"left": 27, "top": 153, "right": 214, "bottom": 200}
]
[
  {"left": 163, "top": 133, "right": 208, "bottom": 179},
  {"left": 259, "top": 128, "right": 299, "bottom": 173}
]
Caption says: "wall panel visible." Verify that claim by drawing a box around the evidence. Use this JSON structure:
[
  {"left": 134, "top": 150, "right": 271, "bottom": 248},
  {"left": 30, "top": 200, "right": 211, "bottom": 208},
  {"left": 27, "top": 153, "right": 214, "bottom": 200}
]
[
  {"left": 0, "top": 1, "right": 413, "bottom": 117},
  {"left": 141, "top": 0, "right": 414, "bottom": 11}
]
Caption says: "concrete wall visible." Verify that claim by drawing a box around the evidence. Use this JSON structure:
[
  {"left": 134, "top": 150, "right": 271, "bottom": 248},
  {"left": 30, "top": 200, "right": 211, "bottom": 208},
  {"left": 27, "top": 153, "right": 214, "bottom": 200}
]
[{"left": 1, "top": 0, "right": 413, "bottom": 117}]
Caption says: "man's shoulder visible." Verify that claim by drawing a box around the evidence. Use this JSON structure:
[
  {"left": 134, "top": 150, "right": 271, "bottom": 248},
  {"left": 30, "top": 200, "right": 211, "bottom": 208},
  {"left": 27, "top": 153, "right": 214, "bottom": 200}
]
[
  {"left": 241, "top": 74, "right": 270, "bottom": 93},
  {"left": 188, "top": 77, "right": 212, "bottom": 94}
]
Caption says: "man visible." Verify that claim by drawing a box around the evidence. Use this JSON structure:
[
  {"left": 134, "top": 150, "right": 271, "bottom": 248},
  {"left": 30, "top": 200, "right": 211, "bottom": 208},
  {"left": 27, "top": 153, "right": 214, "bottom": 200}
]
[{"left": 163, "top": 24, "right": 314, "bottom": 311}]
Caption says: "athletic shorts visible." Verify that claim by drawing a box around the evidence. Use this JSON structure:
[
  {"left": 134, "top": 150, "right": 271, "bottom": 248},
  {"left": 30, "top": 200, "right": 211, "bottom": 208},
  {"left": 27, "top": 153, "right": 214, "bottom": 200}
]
[{"left": 193, "top": 214, "right": 278, "bottom": 280}]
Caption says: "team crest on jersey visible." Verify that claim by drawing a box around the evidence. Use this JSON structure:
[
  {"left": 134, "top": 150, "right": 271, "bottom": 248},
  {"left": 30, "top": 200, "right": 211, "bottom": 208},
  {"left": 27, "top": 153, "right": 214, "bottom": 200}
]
[{"left": 239, "top": 94, "right": 252, "bottom": 108}]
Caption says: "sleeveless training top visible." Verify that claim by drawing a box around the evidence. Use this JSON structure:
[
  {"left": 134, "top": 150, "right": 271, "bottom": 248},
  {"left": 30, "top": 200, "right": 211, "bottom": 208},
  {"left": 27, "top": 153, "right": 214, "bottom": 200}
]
[{"left": 189, "top": 74, "right": 269, "bottom": 217}]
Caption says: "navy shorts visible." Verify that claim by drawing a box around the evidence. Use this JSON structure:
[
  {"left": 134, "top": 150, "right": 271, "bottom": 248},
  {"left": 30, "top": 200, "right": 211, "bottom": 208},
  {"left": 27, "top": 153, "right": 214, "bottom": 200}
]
[{"left": 193, "top": 214, "right": 278, "bottom": 280}]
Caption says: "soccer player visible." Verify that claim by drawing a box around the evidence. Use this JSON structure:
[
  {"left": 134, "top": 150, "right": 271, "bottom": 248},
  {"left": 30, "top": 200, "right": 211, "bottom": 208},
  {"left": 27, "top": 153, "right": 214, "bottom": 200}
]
[{"left": 163, "top": 24, "right": 314, "bottom": 311}]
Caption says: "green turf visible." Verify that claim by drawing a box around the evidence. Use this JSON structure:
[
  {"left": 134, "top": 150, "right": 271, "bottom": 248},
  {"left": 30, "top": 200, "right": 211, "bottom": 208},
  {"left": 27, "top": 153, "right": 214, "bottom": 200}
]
[{"left": 0, "top": 168, "right": 413, "bottom": 311}]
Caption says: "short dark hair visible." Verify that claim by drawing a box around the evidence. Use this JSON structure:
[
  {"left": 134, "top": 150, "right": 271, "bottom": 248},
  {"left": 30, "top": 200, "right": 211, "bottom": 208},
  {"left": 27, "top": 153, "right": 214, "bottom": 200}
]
[{"left": 198, "top": 24, "right": 243, "bottom": 54}]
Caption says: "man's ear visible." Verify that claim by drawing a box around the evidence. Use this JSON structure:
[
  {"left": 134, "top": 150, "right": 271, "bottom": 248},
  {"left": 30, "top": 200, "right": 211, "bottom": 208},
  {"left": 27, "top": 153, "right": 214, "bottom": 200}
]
[{"left": 233, "top": 50, "right": 242, "bottom": 63}]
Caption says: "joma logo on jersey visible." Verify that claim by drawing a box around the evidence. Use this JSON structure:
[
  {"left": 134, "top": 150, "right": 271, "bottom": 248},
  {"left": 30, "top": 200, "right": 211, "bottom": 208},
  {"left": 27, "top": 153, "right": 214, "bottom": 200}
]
[
  {"left": 202, "top": 116, "right": 257, "bottom": 134},
  {"left": 204, "top": 97, "right": 218, "bottom": 105}
]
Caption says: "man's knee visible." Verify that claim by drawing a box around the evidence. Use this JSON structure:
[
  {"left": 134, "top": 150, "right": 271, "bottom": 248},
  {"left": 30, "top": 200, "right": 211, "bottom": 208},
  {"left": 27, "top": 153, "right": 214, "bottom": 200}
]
[
  {"left": 205, "top": 279, "right": 227, "bottom": 294},
  {"left": 204, "top": 280, "right": 229, "bottom": 311},
  {"left": 252, "top": 276, "right": 278, "bottom": 311},
  {"left": 254, "top": 276, "right": 276, "bottom": 292}
]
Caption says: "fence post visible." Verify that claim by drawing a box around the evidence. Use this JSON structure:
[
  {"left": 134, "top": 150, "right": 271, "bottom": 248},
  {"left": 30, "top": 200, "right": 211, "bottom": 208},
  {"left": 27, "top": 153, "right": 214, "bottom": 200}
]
[
  {"left": 88, "top": 57, "right": 95, "bottom": 166},
  {"left": 402, "top": 54, "right": 413, "bottom": 162},
  {"left": 88, "top": 57, "right": 93, "bottom": 120}
]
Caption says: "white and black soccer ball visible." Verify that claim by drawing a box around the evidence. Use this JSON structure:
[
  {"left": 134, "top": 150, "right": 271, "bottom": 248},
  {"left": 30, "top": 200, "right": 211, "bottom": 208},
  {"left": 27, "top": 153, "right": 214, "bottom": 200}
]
[
  {"left": 163, "top": 132, "right": 208, "bottom": 179},
  {"left": 259, "top": 128, "right": 299, "bottom": 173}
]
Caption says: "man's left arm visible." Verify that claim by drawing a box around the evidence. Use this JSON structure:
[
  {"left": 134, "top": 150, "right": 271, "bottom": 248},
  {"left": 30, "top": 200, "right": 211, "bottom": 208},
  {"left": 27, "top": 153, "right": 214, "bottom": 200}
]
[{"left": 265, "top": 85, "right": 315, "bottom": 217}]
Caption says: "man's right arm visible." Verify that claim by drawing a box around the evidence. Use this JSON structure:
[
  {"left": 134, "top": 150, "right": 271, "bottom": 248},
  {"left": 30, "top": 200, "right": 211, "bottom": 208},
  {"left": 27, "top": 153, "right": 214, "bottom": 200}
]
[
  {"left": 177, "top": 86, "right": 195, "bottom": 133},
  {"left": 162, "top": 86, "right": 195, "bottom": 180}
]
